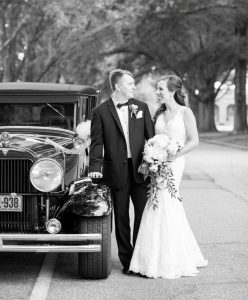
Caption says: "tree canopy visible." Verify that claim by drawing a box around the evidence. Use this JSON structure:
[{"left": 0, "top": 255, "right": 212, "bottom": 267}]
[
  {"left": 98, "top": 0, "right": 247, "bottom": 131},
  {"left": 0, "top": 0, "right": 247, "bottom": 132},
  {"left": 0, "top": 0, "right": 118, "bottom": 83}
]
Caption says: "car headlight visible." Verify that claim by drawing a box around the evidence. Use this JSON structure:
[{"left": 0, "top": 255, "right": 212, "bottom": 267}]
[
  {"left": 46, "top": 218, "right": 61, "bottom": 234},
  {"left": 30, "top": 158, "right": 63, "bottom": 192}
]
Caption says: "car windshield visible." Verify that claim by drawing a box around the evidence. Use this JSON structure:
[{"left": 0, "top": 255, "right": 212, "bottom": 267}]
[{"left": 0, "top": 103, "right": 75, "bottom": 130}]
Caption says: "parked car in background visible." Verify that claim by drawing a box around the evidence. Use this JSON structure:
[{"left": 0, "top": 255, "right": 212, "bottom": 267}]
[{"left": 0, "top": 82, "right": 112, "bottom": 279}]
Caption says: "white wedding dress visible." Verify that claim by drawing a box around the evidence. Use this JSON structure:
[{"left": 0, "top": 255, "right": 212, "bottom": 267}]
[{"left": 129, "top": 106, "right": 208, "bottom": 278}]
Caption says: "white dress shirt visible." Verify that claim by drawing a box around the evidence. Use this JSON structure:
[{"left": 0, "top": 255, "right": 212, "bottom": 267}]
[{"left": 112, "top": 99, "right": 131, "bottom": 158}]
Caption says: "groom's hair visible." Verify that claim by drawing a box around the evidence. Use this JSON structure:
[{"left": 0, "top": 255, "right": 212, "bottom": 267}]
[{"left": 109, "top": 69, "right": 133, "bottom": 91}]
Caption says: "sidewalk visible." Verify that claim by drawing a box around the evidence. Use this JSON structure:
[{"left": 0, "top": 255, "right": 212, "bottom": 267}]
[{"left": 199, "top": 132, "right": 248, "bottom": 150}]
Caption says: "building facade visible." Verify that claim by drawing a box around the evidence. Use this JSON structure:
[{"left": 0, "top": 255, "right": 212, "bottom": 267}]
[{"left": 215, "top": 85, "right": 248, "bottom": 131}]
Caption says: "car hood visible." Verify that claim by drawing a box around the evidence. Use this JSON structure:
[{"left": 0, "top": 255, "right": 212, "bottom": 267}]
[{"left": 0, "top": 127, "right": 77, "bottom": 159}]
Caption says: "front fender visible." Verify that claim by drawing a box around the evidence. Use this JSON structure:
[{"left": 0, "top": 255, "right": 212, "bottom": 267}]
[{"left": 56, "top": 177, "right": 112, "bottom": 218}]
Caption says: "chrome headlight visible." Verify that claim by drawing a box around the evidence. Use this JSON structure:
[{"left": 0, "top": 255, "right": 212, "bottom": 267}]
[
  {"left": 46, "top": 218, "right": 61, "bottom": 234},
  {"left": 30, "top": 158, "right": 63, "bottom": 192}
]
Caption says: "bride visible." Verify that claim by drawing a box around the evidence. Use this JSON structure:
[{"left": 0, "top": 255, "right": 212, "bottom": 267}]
[{"left": 129, "top": 75, "right": 208, "bottom": 278}]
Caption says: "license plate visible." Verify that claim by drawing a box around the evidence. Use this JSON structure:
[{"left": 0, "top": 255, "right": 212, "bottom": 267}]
[{"left": 0, "top": 195, "right": 23, "bottom": 212}]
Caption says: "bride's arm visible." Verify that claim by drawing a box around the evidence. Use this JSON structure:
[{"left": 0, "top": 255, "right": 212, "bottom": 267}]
[{"left": 176, "top": 107, "right": 199, "bottom": 158}]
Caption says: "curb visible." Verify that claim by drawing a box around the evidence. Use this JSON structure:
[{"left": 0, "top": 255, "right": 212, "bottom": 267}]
[{"left": 200, "top": 139, "right": 248, "bottom": 151}]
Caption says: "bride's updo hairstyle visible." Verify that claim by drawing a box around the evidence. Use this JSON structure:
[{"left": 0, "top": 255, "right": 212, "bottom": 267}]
[
  {"left": 164, "top": 75, "right": 186, "bottom": 106},
  {"left": 153, "top": 75, "right": 186, "bottom": 125}
]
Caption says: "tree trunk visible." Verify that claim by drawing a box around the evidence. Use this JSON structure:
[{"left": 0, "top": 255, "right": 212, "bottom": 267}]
[
  {"left": 2, "top": 39, "right": 17, "bottom": 82},
  {"left": 234, "top": 59, "right": 247, "bottom": 133},
  {"left": 208, "top": 98, "right": 217, "bottom": 132},
  {"left": 188, "top": 93, "right": 199, "bottom": 125},
  {"left": 197, "top": 100, "right": 217, "bottom": 132},
  {"left": 189, "top": 94, "right": 217, "bottom": 133},
  {"left": 2, "top": 3, "right": 19, "bottom": 82},
  {"left": 234, "top": 21, "right": 247, "bottom": 133}
]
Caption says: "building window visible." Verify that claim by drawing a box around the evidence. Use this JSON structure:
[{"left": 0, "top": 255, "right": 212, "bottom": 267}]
[
  {"left": 215, "top": 105, "right": 219, "bottom": 123},
  {"left": 226, "top": 104, "right": 234, "bottom": 122}
]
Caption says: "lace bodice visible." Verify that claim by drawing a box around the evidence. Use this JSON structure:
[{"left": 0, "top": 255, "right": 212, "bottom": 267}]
[{"left": 155, "top": 106, "right": 187, "bottom": 145}]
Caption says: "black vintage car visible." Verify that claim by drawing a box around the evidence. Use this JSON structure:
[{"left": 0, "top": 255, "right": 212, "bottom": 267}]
[{"left": 0, "top": 82, "right": 112, "bottom": 279}]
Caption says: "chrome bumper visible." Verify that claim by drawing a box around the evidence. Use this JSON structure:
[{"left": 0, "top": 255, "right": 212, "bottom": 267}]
[{"left": 0, "top": 234, "right": 101, "bottom": 253}]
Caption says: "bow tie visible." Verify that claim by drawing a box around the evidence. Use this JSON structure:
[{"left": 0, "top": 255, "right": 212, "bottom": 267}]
[{"left": 116, "top": 102, "right": 129, "bottom": 109}]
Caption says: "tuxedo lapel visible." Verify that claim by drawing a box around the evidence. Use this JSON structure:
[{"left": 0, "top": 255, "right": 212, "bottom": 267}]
[
  {"left": 107, "top": 98, "right": 125, "bottom": 137},
  {"left": 128, "top": 98, "right": 134, "bottom": 135}
]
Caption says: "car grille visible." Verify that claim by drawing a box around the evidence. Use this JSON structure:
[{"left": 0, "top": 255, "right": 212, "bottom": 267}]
[{"left": 0, "top": 159, "right": 39, "bottom": 232}]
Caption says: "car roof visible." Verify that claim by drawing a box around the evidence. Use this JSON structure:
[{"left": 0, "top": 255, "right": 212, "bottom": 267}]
[{"left": 0, "top": 82, "right": 99, "bottom": 96}]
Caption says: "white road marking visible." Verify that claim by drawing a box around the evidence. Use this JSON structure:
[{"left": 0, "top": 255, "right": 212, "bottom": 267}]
[{"left": 29, "top": 253, "right": 57, "bottom": 300}]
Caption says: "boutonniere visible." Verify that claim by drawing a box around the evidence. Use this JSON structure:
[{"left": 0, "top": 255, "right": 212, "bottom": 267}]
[{"left": 129, "top": 104, "right": 139, "bottom": 118}]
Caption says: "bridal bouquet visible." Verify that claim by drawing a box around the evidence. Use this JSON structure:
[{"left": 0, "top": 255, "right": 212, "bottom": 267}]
[{"left": 138, "top": 134, "right": 183, "bottom": 209}]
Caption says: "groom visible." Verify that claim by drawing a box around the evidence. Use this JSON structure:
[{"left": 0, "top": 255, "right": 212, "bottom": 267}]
[{"left": 88, "top": 69, "right": 154, "bottom": 274}]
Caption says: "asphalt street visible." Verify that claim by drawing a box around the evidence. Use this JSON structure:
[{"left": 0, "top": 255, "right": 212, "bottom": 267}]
[{"left": 0, "top": 142, "right": 248, "bottom": 300}]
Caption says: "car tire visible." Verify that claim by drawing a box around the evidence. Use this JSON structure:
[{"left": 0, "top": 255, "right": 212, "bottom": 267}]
[{"left": 78, "top": 215, "right": 111, "bottom": 279}]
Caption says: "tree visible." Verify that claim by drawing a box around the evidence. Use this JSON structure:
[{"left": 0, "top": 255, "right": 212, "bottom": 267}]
[
  {"left": 0, "top": 0, "right": 119, "bottom": 84},
  {"left": 234, "top": 0, "right": 248, "bottom": 133},
  {"left": 101, "top": 0, "right": 246, "bottom": 132},
  {"left": 1, "top": 0, "right": 247, "bottom": 133}
]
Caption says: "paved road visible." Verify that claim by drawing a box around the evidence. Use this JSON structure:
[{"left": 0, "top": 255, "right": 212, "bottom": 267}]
[{"left": 0, "top": 142, "right": 248, "bottom": 300}]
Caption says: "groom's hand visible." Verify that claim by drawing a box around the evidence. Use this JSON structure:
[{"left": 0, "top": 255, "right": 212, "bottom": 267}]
[{"left": 88, "top": 172, "right": 103, "bottom": 178}]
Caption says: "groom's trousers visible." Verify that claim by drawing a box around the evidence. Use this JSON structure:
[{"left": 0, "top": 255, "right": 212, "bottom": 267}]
[{"left": 112, "top": 158, "right": 148, "bottom": 270}]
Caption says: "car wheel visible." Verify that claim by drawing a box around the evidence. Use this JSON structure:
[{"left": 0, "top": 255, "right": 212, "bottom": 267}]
[{"left": 78, "top": 214, "right": 111, "bottom": 279}]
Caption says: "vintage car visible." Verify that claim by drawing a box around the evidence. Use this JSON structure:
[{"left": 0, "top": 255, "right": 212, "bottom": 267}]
[{"left": 0, "top": 82, "right": 112, "bottom": 279}]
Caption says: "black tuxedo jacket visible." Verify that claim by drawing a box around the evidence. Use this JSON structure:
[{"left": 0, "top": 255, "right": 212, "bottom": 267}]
[{"left": 89, "top": 98, "right": 154, "bottom": 189}]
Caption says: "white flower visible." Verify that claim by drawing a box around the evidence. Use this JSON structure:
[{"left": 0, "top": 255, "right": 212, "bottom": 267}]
[
  {"left": 167, "top": 140, "right": 179, "bottom": 156},
  {"left": 143, "top": 154, "right": 153, "bottom": 164},
  {"left": 150, "top": 164, "right": 158, "bottom": 172},
  {"left": 76, "top": 120, "right": 91, "bottom": 141},
  {"left": 129, "top": 104, "right": 139, "bottom": 118},
  {"left": 159, "top": 135, "right": 170, "bottom": 148},
  {"left": 153, "top": 148, "right": 164, "bottom": 162},
  {"left": 130, "top": 104, "right": 138, "bottom": 112},
  {"left": 156, "top": 176, "right": 164, "bottom": 183}
]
